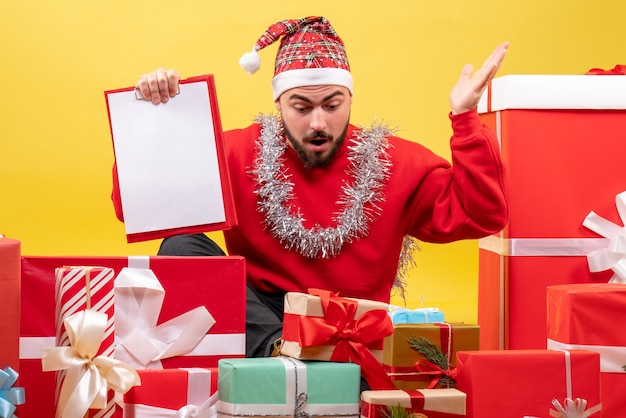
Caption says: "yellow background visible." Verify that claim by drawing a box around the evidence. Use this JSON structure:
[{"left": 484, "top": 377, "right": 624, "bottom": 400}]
[{"left": 2, "top": 1, "right": 624, "bottom": 323}]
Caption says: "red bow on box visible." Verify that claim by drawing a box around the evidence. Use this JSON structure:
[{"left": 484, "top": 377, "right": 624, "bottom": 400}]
[
  {"left": 585, "top": 64, "right": 626, "bottom": 75},
  {"left": 286, "top": 288, "right": 395, "bottom": 390},
  {"left": 414, "top": 359, "right": 458, "bottom": 389}
]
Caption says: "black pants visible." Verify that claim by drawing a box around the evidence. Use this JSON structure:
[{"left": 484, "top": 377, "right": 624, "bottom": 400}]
[
  {"left": 158, "top": 233, "right": 370, "bottom": 391},
  {"left": 158, "top": 233, "right": 282, "bottom": 358}
]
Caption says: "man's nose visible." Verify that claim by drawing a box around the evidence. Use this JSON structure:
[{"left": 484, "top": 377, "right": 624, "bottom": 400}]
[{"left": 309, "top": 108, "right": 327, "bottom": 132}]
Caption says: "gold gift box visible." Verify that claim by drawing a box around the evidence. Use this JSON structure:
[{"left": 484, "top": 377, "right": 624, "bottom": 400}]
[{"left": 382, "top": 323, "right": 479, "bottom": 390}]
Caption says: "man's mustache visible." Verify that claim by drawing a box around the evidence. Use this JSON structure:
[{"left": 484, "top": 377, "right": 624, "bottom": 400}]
[{"left": 304, "top": 131, "right": 333, "bottom": 141}]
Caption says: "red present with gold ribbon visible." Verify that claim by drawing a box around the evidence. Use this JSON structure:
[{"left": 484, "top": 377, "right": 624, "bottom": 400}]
[
  {"left": 18, "top": 255, "right": 245, "bottom": 417},
  {"left": 456, "top": 349, "right": 602, "bottom": 418},
  {"left": 124, "top": 367, "right": 217, "bottom": 417},
  {"left": 281, "top": 288, "right": 395, "bottom": 390},
  {"left": 360, "top": 388, "right": 467, "bottom": 418},
  {"left": 0, "top": 236, "right": 20, "bottom": 371},
  {"left": 382, "top": 323, "right": 478, "bottom": 390}
]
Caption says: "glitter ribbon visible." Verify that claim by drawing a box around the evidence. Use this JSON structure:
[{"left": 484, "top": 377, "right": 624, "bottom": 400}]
[
  {"left": 0, "top": 367, "right": 24, "bottom": 418},
  {"left": 582, "top": 190, "right": 626, "bottom": 283},
  {"left": 41, "top": 309, "right": 140, "bottom": 418}
]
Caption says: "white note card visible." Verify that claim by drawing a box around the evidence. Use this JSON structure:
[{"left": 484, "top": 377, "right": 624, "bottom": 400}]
[{"left": 108, "top": 81, "right": 226, "bottom": 235}]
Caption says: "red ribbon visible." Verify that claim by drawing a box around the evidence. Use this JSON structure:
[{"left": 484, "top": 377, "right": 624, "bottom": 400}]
[
  {"left": 585, "top": 64, "right": 626, "bottom": 75},
  {"left": 284, "top": 288, "right": 395, "bottom": 390},
  {"left": 414, "top": 359, "right": 458, "bottom": 389}
]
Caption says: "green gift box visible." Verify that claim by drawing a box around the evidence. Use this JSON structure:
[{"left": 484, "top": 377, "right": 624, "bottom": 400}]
[{"left": 218, "top": 356, "right": 361, "bottom": 418}]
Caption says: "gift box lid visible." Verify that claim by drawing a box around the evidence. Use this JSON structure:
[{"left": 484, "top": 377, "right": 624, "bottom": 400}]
[{"left": 478, "top": 74, "right": 626, "bottom": 112}]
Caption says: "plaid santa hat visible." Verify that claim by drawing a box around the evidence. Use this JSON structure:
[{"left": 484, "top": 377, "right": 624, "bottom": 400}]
[{"left": 239, "top": 16, "right": 353, "bottom": 100}]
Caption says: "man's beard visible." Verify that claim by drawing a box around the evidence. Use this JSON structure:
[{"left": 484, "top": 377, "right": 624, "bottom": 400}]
[{"left": 283, "top": 122, "right": 349, "bottom": 169}]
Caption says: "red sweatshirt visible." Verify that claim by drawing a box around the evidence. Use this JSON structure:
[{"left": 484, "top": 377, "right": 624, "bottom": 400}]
[{"left": 112, "top": 110, "right": 508, "bottom": 303}]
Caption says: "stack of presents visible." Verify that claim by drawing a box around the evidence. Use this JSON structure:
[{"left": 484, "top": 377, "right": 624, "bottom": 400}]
[{"left": 2, "top": 71, "right": 626, "bottom": 417}]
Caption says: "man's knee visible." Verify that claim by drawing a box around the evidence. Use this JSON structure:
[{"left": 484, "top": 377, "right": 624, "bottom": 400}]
[{"left": 158, "top": 234, "right": 226, "bottom": 256}]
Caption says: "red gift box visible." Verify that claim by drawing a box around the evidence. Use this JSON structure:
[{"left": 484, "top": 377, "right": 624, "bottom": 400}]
[
  {"left": 18, "top": 255, "right": 245, "bottom": 418},
  {"left": 456, "top": 349, "right": 602, "bottom": 418},
  {"left": 124, "top": 367, "right": 217, "bottom": 416},
  {"left": 547, "top": 283, "right": 626, "bottom": 417},
  {"left": 53, "top": 266, "right": 117, "bottom": 417},
  {"left": 476, "top": 75, "right": 626, "bottom": 350},
  {"left": 0, "top": 237, "right": 20, "bottom": 371}
]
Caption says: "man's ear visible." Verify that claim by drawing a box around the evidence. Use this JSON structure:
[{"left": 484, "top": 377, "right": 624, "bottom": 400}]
[{"left": 275, "top": 99, "right": 281, "bottom": 111}]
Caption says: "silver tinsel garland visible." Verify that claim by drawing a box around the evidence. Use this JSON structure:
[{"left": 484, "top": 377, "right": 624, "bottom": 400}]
[{"left": 251, "top": 114, "right": 417, "bottom": 296}]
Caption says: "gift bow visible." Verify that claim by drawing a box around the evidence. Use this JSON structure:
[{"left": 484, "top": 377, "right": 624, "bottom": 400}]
[
  {"left": 174, "top": 393, "right": 218, "bottom": 418},
  {"left": 585, "top": 65, "right": 626, "bottom": 75},
  {"left": 549, "top": 398, "right": 602, "bottom": 418},
  {"left": 0, "top": 367, "right": 25, "bottom": 418},
  {"left": 42, "top": 309, "right": 140, "bottom": 418},
  {"left": 114, "top": 267, "right": 216, "bottom": 368},
  {"left": 414, "top": 359, "right": 458, "bottom": 389},
  {"left": 582, "top": 190, "right": 626, "bottom": 283},
  {"left": 297, "top": 288, "right": 395, "bottom": 390}
]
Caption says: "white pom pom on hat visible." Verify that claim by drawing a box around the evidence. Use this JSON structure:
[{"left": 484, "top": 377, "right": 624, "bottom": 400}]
[{"left": 239, "top": 47, "right": 261, "bottom": 75}]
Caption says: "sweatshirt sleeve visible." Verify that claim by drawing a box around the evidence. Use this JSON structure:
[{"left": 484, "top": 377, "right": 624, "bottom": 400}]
[{"left": 406, "top": 109, "right": 509, "bottom": 242}]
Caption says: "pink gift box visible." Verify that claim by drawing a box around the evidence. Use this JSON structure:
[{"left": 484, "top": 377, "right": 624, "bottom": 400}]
[
  {"left": 124, "top": 367, "right": 217, "bottom": 417},
  {"left": 18, "top": 255, "right": 245, "bottom": 417}
]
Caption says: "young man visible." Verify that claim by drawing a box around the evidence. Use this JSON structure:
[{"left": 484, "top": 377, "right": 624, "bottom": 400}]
[{"left": 113, "top": 16, "right": 509, "bottom": 359}]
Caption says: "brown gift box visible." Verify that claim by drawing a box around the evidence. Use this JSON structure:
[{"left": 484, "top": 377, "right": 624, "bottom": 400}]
[
  {"left": 382, "top": 323, "right": 479, "bottom": 390},
  {"left": 281, "top": 290, "right": 390, "bottom": 361},
  {"left": 360, "top": 389, "right": 466, "bottom": 418}
]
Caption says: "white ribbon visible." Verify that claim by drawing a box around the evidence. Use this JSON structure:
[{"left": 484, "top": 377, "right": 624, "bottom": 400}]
[
  {"left": 583, "top": 190, "right": 626, "bottom": 283},
  {"left": 548, "top": 339, "right": 626, "bottom": 373},
  {"left": 114, "top": 266, "right": 216, "bottom": 369},
  {"left": 545, "top": 350, "right": 602, "bottom": 418},
  {"left": 129, "top": 393, "right": 218, "bottom": 418},
  {"left": 549, "top": 398, "right": 602, "bottom": 418}
]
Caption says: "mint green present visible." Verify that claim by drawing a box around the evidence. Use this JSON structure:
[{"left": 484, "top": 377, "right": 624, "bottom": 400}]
[{"left": 218, "top": 356, "right": 361, "bottom": 418}]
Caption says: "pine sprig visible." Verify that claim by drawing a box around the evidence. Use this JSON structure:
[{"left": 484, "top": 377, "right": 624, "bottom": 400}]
[
  {"left": 407, "top": 335, "right": 456, "bottom": 388},
  {"left": 383, "top": 404, "right": 412, "bottom": 418}
]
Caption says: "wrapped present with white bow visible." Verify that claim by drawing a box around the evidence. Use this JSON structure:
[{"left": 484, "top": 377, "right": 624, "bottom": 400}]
[
  {"left": 476, "top": 75, "right": 626, "bottom": 351},
  {"left": 18, "top": 255, "right": 246, "bottom": 417},
  {"left": 217, "top": 357, "right": 360, "bottom": 418},
  {"left": 456, "top": 349, "right": 601, "bottom": 418},
  {"left": 547, "top": 283, "right": 626, "bottom": 417},
  {"left": 0, "top": 237, "right": 20, "bottom": 372},
  {"left": 123, "top": 367, "right": 217, "bottom": 417},
  {"left": 42, "top": 309, "right": 140, "bottom": 418}
]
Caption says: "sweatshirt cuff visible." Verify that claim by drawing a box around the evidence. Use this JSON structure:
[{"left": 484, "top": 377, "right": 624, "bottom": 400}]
[{"left": 449, "top": 109, "right": 483, "bottom": 137}]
